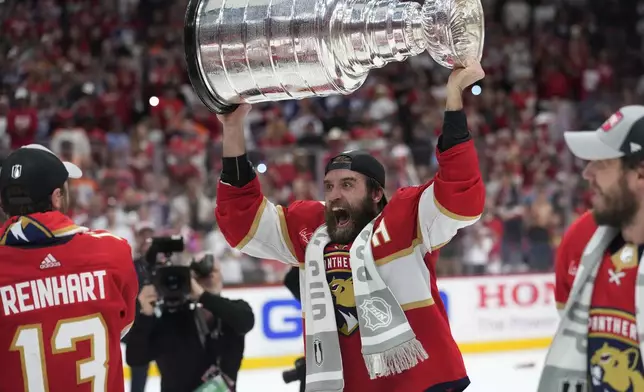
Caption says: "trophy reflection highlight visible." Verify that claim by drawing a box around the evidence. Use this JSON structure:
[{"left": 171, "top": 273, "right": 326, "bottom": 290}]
[{"left": 184, "top": 0, "right": 484, "bottom": 113}]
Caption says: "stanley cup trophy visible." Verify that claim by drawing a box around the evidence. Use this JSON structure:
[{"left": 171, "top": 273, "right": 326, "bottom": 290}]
[{"left": 185, "top": 0, "right": 484, "bottom": 114}]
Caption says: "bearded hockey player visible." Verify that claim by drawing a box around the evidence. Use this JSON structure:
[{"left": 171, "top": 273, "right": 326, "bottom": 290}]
[
  {"left": 539, "top": 106, "right": 644, "bottom": 392},
  {"left": 216, "top": 63, "right": 486, "bottom": 392}
]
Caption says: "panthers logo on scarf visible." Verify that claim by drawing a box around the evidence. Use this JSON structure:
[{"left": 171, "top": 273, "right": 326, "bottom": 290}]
[
  {"left": 588, "top": 309, "right": 644, "bottom": 392},
  {"left": 324, "top": 243, "right": 359, "bottom": 336}
]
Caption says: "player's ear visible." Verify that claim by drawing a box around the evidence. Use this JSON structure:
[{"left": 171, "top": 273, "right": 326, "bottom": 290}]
[
  {"left": 372, "top": 187, "right": 384, "bottom": 204},
  {"left": 637, "top": 163, "right": 644, "bottom": 179},
  {"left": 51, "top": 188, "right": 63, "bottom": 210},
  {"left": 632, "top": 163, "right": 644, "bottom": 192}
]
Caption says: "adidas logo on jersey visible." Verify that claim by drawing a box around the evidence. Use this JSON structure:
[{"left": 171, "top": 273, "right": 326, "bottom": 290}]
[{"left": 40, "top": 254, "right": 61, "bottom": 269}]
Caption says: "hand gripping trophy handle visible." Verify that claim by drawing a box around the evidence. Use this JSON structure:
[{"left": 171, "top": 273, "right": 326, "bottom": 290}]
[{"left": 185, "top": 0, "right": 484, "bottom": 114}]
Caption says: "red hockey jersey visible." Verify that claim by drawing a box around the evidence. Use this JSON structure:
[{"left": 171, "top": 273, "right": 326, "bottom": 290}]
[
  {"left": 554, "top": 207, "right": 644, "bottom": 390},
  {"left": 0, "top": 212, "right": 138, "bottom": 392},
  {"left": 554, "top": 211, "right": 597, "bottom": 310},
  {"left": 217, "top": 141, "right": 484, "bottom": 392}
]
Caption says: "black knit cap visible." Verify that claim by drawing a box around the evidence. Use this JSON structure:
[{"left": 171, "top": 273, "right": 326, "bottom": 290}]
[
  {"left": 0, "top": 144, "right": 82, "bottom": 206},
  {"left": 325, "top": 150, "right": 385, "bottom": 188}
]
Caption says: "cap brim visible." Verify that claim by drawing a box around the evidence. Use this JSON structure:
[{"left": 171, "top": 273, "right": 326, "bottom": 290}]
[
  {"left": 20, "top": 144, "right": 83, "bottom": 179},
  {"left": 64, "top": 161, "right": 82, "bottom": 179},
  {"left": 563, "top": 131, "right": 624, "bottom": 160}
]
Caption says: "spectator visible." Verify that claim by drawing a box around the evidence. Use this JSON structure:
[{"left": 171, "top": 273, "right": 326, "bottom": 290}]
[
  {"left": 93, "top": 198, "right": 136, "bottom": 247},
  {"left": 462, "top": 227, "right": 495, "bottom": 276},
  {"left": 496, "top": 173, "right": 526, "bottom": 272},
  {"left": 7, "top": 88, "right": 38, "bottom": 149},
  {"left": 525, "top": 188, "right": 557, "bottom": 272},
  {"left": 168, "top": 174, "right": 215, "bottom": 233}
]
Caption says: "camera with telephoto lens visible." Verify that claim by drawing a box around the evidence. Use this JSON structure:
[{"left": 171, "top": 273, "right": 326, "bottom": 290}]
[
  {"left": 142, "top": 236, "right": 217, "bottom": 310},
  {"left": 190, "top": 253, "right": 215, "bottom": 279},
  {"left": 282, "top": 356, "right": 305, "bottom": 385}
]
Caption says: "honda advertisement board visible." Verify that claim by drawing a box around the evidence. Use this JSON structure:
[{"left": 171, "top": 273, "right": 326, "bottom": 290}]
[{"left": 437, "top": 273, "right": 558, "bottom": 346}]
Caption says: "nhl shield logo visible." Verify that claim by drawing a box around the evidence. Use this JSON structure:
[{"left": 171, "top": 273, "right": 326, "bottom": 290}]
[
  {"left": 313, "top": 338, "right": 323, "bottom": 366},
  {"left": 11, "top": 164, "right": 22, "bottom": 179},
  {"left": 359, "top": 297, "right": 393, "bottom": 331}
]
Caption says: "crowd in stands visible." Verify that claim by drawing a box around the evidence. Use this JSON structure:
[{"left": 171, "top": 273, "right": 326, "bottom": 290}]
[{"left": 1, "top": 0, "right": 643, "bottom": 284}]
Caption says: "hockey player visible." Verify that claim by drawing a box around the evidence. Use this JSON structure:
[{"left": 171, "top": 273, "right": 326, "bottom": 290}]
[
  {"left": 539, "top": 106, "right": 644, "bottom": 392},
  {"left": 215, "top": 62, "right": 485, "bottom": 392},
  {"left": 0, "top": 144, "right": 138, "bottom": 392}
]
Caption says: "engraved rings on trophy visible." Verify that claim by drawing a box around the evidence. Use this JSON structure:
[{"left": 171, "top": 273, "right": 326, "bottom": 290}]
[{"left": 184, "top": 0, "right": 485, "bottom": 114}]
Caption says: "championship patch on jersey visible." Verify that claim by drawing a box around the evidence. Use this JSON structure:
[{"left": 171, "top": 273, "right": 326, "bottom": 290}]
[
  {"left": 587, "top": 308, "right": 644, "bottom": 392},
  {"left": 324, "top": 244, "right": 359, "bottom": 336},
  {"left": 600, "top": 111, "right": 624, "bottom": 132}
]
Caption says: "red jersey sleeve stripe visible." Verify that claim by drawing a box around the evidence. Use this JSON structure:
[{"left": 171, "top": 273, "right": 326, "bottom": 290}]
[
  {"left": 433, "top": 195, "right": 482, "bottom": 221},
  {"left": 276, "top": 205, "right": 297, "bottom": 260},
  {"left": 235, "top": 197, "right": 268, "bottom": 249}
]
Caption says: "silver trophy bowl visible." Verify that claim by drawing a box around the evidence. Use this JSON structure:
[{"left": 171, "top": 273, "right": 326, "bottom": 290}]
[{"left": 185, "top": 0, "right": 484, "bottom": 114}]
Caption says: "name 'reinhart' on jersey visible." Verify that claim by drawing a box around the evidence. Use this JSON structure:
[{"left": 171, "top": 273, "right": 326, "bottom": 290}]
[{"left": 0, "top": 270, "right": 107, "bottom": 316}]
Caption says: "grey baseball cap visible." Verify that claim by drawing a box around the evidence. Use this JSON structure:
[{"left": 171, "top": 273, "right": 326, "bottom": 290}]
[{"left": 564, "top": 105, "right": 644, "bottom": 161}]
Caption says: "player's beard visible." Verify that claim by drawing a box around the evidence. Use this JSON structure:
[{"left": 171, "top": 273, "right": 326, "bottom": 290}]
[
  {"left": 592, "top": 176, "right": 639, "bottom": 228},
  {"left": 325, "top": 195, "right": 378, "bottom": 244}
]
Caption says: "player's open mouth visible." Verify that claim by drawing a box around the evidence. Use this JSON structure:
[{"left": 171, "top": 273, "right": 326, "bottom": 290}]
[{"left": 333, "top": 207, "right": 351, "bottom": 227}]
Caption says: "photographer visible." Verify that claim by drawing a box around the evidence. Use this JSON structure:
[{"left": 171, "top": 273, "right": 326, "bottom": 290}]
[
  {"left": 126, "top": 244, "right": 255, "bottom": 392},
  {"left": 282, "top": 266, "right": 305, "bottom": 392},
  {"left": 127, "top": 222, "right": 156, "bottom": 392}
]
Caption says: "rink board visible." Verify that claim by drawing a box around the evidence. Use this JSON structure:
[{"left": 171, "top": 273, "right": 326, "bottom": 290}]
[{"left": 122, "top": 273, "right": 558, "bottom": 376}]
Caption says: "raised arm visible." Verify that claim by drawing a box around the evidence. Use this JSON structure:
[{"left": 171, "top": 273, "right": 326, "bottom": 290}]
[
  {"left": 214, "top": 105, "right": 322, "bottom": 265},
  {"left": 418, "top": 63, "right": 487, "bottom": 251}
]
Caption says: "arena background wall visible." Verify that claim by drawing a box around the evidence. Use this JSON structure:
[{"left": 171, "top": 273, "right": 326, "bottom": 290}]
[{"left": 121, "top": 273, "right": 558, "bottom": 378}]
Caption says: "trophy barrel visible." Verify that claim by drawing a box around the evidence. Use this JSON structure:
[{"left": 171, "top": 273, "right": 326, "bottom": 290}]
[
  {"left": 185, "top": 0, "right": 238, "bottom": 114},
  {"left": 421, "top": 0, "right": 485, "bottom": 69},
  {"left": 184, "top": 0, "right": 426, "bottom": 114},
  {"left": 185, "top": 0, "right": 365, "bottom": 114}
]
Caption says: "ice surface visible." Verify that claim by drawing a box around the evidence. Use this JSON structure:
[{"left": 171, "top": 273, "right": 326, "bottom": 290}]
[{"left": 125, "top": 349, "right": 548, "bottom": 392}]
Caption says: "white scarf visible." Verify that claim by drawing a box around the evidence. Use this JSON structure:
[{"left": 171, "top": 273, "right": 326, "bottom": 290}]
[{"left": 302, "top": 220, "right": 428, "bottom": 392}]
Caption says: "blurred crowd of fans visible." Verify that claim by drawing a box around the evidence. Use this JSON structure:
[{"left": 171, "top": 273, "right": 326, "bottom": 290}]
[{"left": 1, "top": 0, "right": 643, "bottom": 284}]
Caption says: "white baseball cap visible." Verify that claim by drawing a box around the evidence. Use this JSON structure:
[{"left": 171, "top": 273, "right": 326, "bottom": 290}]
[{"left": 564, "top": 105, "right": 644, "bottom": 161}]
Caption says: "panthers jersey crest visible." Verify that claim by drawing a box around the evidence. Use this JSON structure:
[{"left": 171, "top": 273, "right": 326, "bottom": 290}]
[{"left": 324, "top": 243, "right": 359, "bottom": 336}]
